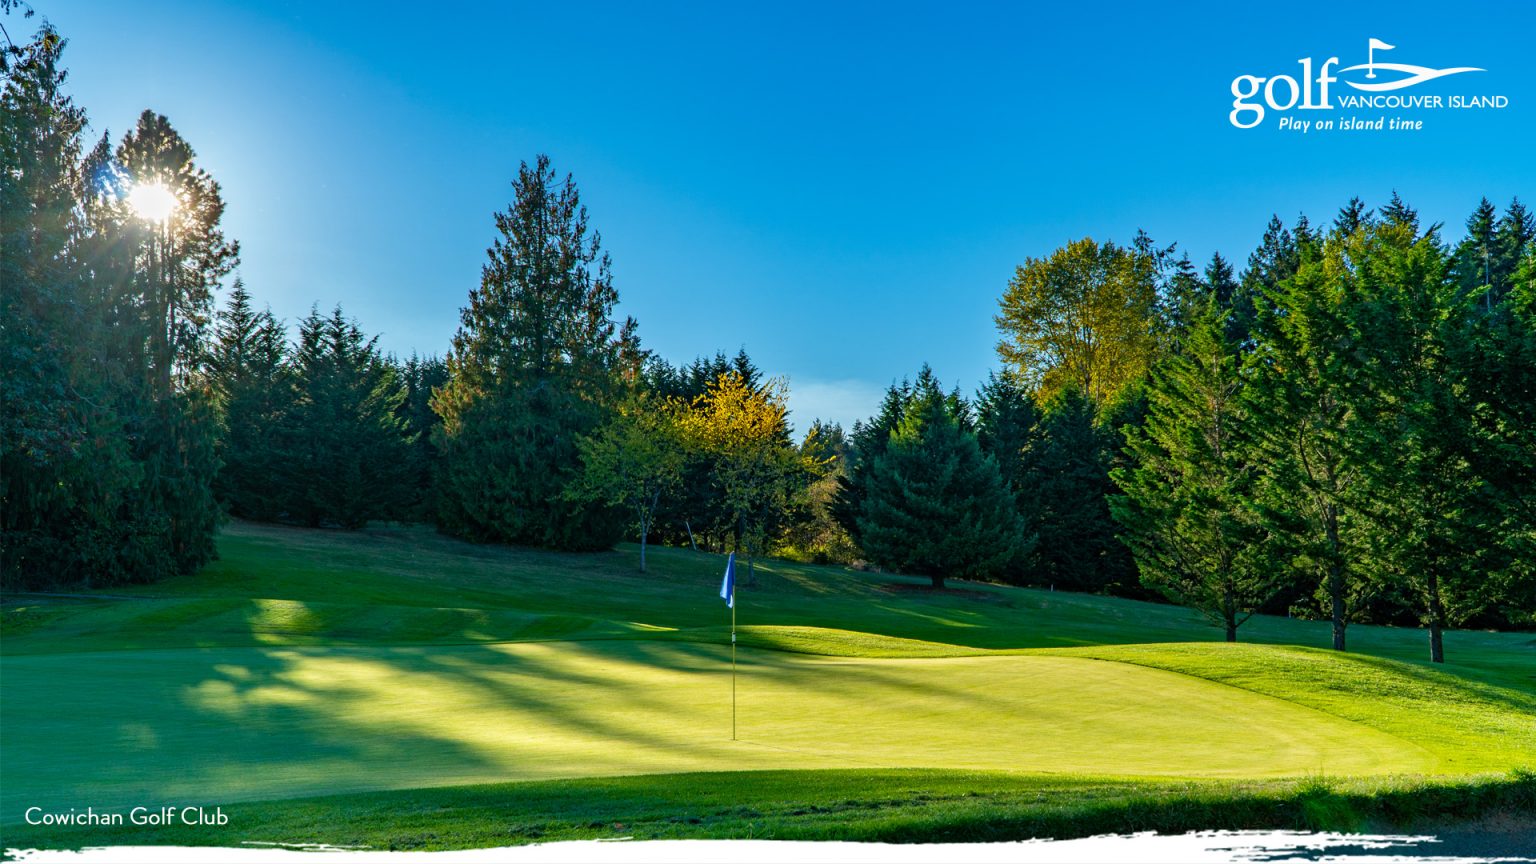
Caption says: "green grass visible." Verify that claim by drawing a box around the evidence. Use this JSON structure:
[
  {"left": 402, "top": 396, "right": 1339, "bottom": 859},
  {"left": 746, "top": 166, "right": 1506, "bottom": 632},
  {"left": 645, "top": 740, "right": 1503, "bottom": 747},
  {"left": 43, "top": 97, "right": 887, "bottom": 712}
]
[
  {"left": 10, "top": 770, "right": 1534, "bottom": 852},
  {"left": 2, "top": 520, "right": 1533, "bottom": 850}
]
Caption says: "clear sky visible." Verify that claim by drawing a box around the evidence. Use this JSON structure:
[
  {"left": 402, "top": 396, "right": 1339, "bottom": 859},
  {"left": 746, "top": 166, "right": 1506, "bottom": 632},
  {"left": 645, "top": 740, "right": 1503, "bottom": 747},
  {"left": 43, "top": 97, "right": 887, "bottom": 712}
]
[{"left": 37, "top": 1, "right": 1536, "bottom": 431}]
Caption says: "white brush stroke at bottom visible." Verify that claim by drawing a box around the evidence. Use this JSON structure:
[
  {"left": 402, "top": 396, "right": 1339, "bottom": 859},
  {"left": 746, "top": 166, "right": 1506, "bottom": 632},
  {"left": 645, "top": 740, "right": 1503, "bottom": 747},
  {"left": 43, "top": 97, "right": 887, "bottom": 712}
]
[{"left": 4, "top": 830, "right": 1507, "bottom": 864}]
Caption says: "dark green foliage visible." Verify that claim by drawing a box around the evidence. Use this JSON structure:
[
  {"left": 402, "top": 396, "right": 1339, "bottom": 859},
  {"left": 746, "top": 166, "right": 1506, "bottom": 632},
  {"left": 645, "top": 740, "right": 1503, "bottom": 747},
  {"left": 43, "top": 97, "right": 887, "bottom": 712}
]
[
  {"left": 1244, "top": 222, "right": 1371, "bottom": 651},
  {"left": 1019, "top": 387, "right": 1132, "bottom": 592},
  {"left": 776, "top": 419, "right": 857, "bottom": 564},
  {"left": 974, "top": 372, "right": 1040, "bottom": 500},
  {"left": 1458, "top": 245, "right": 1536, "bottom": 626},
  {"left": 432, "top": 155, "right": 632, "bottom": 550},
  {"left": 396, "top": 354, "right": 448, "bottom": 522},
  {"left": 1, "top": 25, "right": 229, "bottom": 588},
  {"left": 1162, "top": 253, "right": 1207, "bottom": 340},
  {"left": 1348, "top": 220, "right": 1504, "bottom": 661},
  {"left": 208, "top": 281, "right": 289, "bottom": 520},
  {"left": 834, "top": 366, "right": 969, "bottom": 551},
  {"left": 857, "top": 388, "right": 1028, "bottom": 588},
  {"left": 1112, "top": 300, "right": 1274, "bottom": 640},
  {"left": 278, "top": 307, "right": 411, "bottom": 529},
  {"left": 437, "top": 383, "right": 624, "bottom": 550}
]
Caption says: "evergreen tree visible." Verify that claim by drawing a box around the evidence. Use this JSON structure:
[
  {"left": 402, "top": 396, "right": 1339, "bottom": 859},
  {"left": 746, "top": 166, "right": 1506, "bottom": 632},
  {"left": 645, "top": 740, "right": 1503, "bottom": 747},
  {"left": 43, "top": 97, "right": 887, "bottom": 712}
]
[
  {"left": 858, "top": 390, "right": 1028, "bottom": 588},
  {"left": 1332, "top": 196, "right": 1372, "bottom": 237},
  {"left": 777, "top": 419, "right": 857, "bottom": 564},
  {"left": 432, "top": 155, "right": 633, "bottom": 550},
  {"left": 1018, "top": 387, "right": 1127, "bottom": 592},
  {"left": 281, "top": 307, "right": 410, "bottom": 529},
  {"left": 974, "top": 372, "right": 1040, "bottom": 501},
  {"left": 1245, "top": 219, "right": 1372, "bottom": 651},
  {"left": 1450, "top": 197, "right": 1498, "bottom": 306},
  {"left": 0, "top": 23, "right": 134, "bottom": 587},
  {"left": 1349, "top": 220, "right": 1501, "bottom": 662},
  {"left": 1112, "top": 300, "right": 1274, "bottom": 640},
  {"left": 832, "top": 379, "right": 912, "bottom": 548},
  {"left": 396, "top": 353, "right": 448, "bottom": 522},
  {"left": 208, "top": 281, "right": 290, "bottom": 520},
  {"left": 1459, "top": 246, "right": 1536, "bottom": 626},
  {"left": 1162, "top": 252, "right": 1207, "bottom": 340},
  {"left": 833, "top": 365, "right": 967, "bottom": 549},
  {"left": 1491, "top": 199, "right": 1533, "bottom": 304},
  {"left": 1233, "top": 215, "right": 1300, "bottom": 347}
]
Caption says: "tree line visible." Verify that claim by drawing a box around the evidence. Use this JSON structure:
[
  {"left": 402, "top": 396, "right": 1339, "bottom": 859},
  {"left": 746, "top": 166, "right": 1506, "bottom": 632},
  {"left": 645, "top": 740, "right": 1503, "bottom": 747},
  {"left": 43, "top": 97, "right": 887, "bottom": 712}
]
[{"left": 4, "top": 17, "right": 1532, "bottom": 663}]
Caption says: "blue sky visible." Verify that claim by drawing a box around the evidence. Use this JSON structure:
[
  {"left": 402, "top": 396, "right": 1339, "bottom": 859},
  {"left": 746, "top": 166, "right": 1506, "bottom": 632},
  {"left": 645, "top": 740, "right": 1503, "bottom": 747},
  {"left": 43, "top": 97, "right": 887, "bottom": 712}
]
[{"left": 40, "top": 1, "right": 1536, "bottom": 431}]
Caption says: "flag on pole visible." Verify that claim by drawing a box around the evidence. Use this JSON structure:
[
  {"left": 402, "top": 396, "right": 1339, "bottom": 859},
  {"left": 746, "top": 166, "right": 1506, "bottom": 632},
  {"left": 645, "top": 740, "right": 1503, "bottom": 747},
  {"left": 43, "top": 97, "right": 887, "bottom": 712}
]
[
  {"left": 720, "top": 552, "right": 736, "bottom": 608},
  {"left": 1368, "top": 38, "right": 1395, "bottom": 51}
]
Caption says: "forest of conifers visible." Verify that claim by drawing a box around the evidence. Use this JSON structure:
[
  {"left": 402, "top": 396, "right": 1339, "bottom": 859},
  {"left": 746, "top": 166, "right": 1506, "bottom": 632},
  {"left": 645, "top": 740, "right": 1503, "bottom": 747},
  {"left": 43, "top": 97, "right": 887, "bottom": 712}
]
[{"left": 4, "top": 21, "right": 1533, "bottom": 664}]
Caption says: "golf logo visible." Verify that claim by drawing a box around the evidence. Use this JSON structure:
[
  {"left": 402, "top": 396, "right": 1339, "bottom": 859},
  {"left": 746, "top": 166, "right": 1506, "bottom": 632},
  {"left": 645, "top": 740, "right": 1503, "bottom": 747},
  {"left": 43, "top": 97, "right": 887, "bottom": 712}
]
[{"left": 1229, "top": 37, "right": 1508, "bottom": 131}]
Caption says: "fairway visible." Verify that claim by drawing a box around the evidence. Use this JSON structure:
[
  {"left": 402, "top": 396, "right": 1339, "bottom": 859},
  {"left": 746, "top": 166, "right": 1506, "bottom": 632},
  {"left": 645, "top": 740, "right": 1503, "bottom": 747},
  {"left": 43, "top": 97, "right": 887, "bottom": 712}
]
[{"left": 3, "top": 521, "right": 1533, "bottom": 847}]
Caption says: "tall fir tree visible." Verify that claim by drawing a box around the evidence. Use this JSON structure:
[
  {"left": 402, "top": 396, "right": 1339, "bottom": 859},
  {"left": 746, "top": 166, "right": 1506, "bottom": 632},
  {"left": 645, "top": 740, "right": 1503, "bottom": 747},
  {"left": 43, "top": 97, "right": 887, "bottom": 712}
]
[
  {"left": 1018, "top": 386, "right": 1129, "bottom": 592},
  {"left": 396, "top": 353, "right": 448, "bottom": 522},
  {"left": 1245, "top": 216, "right": 1372, "bottom": 651},
  {"left": 432, "top": 155, "right": 633, "bottom": 550},
  {"left": 279, "top": 307, "right": 410, "bottom": 529},
  {"left": 1112, "top": 300, "right": 1273, "bottom": 640},
  {"left": 858, "top": 389, "right": 1028, "bottom": 588},
  {"left": 208, "top": 281, "right": 290, "bottom": 520},
  {"left": 1349, "top": 220, "right": 1502, "bottom": 661}
]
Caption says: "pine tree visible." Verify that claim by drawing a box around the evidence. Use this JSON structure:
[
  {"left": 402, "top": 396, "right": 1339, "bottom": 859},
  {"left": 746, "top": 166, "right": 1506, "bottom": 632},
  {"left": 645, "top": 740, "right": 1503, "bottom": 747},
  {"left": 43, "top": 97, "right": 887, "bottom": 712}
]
[
  {"left": 1233, "top": 215, "right": 1300, "bottom": 347},
  {"left": 1162, "top": 252, "right": 1207, "bottom": 340},
  {"left": 1458, "top": 245, "right": 1536, "bottom": 627},
  {"left": 432, "top": 155, "right": 634, "bottom": 550},
  {"left": 64, "top": 110, "right": 236, "bottom": 583},
  {"left": 832, "top": 379, "right": 912, "bottom": 548},
  {"left": 858, "top": 390, "right": 1028, "bottom": 588},
  {"left": 1332, "top": 196, "right": 1372, "bottom": 237},
  {"left": 1112, "top": 300, "right": 1274, "bottom": 640}
]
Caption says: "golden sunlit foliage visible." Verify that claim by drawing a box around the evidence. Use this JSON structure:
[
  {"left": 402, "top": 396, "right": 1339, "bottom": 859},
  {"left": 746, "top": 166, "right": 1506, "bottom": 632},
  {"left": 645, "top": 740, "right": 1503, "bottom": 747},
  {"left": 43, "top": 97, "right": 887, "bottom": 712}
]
[{"left": 996, "top": 237, "right": 1162, "bottom": 406}]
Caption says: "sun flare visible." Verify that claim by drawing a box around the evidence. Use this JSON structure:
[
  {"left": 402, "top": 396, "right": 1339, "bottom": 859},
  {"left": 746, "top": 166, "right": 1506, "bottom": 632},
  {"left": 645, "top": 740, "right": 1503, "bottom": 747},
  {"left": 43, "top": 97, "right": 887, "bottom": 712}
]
[{"left": 127, "top": 182, "right": 178, "bottom": 223}]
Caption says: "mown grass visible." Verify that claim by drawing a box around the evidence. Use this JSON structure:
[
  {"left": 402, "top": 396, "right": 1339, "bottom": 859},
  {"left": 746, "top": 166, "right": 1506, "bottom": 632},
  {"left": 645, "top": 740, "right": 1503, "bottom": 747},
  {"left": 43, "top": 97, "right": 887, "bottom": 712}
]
[
  {"left": 2, "top": 520, "right": 1533, "bottom": 851},
  {"left": 7, "top": 769, "right": 1532, "bottom": 853}
]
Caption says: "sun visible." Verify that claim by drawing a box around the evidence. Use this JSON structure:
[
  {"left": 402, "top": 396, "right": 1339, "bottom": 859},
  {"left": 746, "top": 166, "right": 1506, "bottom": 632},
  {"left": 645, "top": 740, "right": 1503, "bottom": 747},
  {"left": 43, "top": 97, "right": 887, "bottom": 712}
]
[{"left": 128, "top": 182, "right": 178, "bottom": 223}]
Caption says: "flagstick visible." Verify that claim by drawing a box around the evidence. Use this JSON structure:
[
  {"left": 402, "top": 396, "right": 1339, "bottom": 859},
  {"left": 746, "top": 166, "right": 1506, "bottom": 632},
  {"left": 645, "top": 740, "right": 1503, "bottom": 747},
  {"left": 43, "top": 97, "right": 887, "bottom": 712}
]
[{"left": 730, "top": 595, "right": 737, "bottom": 741}]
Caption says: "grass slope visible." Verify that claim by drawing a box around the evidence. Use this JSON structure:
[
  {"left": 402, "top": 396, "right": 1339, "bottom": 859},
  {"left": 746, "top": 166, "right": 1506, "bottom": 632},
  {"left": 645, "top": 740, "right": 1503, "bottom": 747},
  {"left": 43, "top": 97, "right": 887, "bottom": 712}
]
[{"left": 3, "top": 520, "right": 1533, "bottom": 850}]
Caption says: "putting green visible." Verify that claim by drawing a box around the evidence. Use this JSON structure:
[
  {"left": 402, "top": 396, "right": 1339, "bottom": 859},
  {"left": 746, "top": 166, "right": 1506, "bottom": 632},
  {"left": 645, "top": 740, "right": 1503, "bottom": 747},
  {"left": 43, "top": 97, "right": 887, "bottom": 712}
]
[{"left": 0, "top": 638, "right": 1439, "bottom": 823}]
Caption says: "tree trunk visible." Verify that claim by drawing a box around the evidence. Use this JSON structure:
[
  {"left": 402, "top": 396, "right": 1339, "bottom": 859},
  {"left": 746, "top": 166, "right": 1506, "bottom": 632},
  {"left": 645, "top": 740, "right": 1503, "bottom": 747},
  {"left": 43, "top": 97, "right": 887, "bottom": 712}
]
[
  {"left": 1223, "top": 583, "right": 1238, "bottom": 642},
  {"left": 1324, "top": 504, "right": 1347, "bottom": 652},
  {"left": 1427, "top": 569, "right": 1445, "bottom": 663}
]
